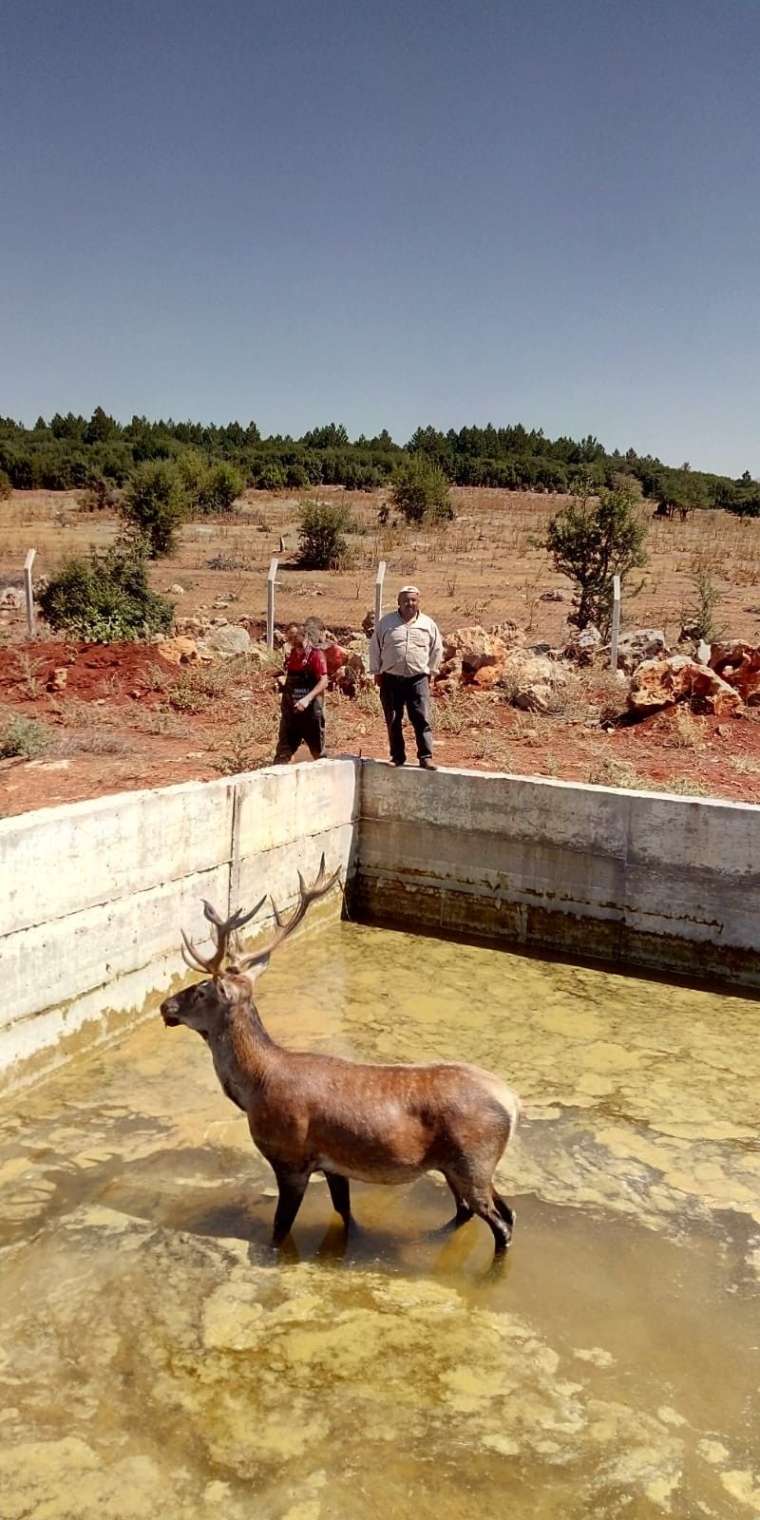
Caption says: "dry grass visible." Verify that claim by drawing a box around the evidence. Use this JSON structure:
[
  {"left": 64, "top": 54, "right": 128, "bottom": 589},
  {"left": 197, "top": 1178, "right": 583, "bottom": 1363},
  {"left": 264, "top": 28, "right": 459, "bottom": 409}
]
[
  {"left": 60, "top": 729, "right": 133, "bottom": 757},
  {"left": 12, "top": 651, "right": 45, "bottom": 699},
  {"left": 9, "top": 484, "right": 760, "bottom": 656},
  {"left": 666, "top": 707, "right": 705, "bottom": 751},
  {"left": 587, "top": 757, "right": 642, "bottom": 789}
]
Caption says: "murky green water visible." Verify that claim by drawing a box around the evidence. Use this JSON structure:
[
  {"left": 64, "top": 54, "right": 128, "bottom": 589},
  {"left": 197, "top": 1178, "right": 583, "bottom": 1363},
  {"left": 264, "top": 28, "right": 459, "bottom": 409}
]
[{"left": 1, "top": 924, "right": 759, "bottom": 1519}]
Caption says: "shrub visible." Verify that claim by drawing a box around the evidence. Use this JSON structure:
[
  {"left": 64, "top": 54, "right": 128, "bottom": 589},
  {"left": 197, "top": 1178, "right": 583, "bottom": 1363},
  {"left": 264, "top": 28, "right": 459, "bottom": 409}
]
[
  {"left": 391, "top": 458, "right": 453, "bottom": 523},
  {"left": 297, "top": 499, "right": 353, "bottom": 568},
  {"left": 39, "top": 546, "right": 174, "bottom": 641},
  {"left": 0, "top": 468, "right": 11, "bottom": 501},
  {"left": 256, "top": 461, "right": 286, "bottom": 491},
  {"left": 196, "top": 461, "right": 244, "bottom": 514},
  {"left": 121, "top": 460, "right": 186, "bottom": 557},
  {"left": 679, "top": 554, "right": 724, "bottom": 642},
  {"left": 543, "top": 485, "right": 648, "bottom": 636},
  {"left": 78, "top": 475, "right": 119, "bottom": 512},
  {"left": 0, "top": 715, "right": 52, "bottom": 759}
]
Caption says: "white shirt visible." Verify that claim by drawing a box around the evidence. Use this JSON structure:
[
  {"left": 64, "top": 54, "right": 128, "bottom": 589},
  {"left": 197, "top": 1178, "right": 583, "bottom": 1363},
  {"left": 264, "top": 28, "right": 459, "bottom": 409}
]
[{"left": 369, "top": 611, "right": 443, "bottom": 677}]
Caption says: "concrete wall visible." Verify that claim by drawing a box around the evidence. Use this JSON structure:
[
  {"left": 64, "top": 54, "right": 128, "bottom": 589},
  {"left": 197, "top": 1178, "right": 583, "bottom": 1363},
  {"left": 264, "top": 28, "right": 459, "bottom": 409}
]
[
  {"left": 355, "top": 762, "right": 760, "bottom": 985},
  {"left": 3, "top": 756, "right": 760, "bottom": 1089},
  {"left": 0, "top": 760, "right": 358, "bottom": 1090}
]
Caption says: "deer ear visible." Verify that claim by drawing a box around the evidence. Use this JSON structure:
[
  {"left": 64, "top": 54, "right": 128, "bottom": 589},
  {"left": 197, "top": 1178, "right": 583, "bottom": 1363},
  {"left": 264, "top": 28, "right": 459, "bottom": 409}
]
[{"left": 238, "top": 953, "right": 270, "bottom": 989}]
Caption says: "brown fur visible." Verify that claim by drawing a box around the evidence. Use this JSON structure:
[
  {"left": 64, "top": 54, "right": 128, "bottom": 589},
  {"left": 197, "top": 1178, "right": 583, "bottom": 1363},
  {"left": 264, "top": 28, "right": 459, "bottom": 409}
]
[{"left": 161, "top": 868, "right": 520, "bottom": 1256}]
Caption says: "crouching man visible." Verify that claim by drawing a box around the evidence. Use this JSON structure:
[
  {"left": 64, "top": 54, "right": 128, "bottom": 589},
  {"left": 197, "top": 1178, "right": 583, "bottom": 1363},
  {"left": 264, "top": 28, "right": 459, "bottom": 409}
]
[
  {"left": 273, "top": 624, "right": 329, "bottom": 764},
  {"left": 369, "top": 585, "right": 443, "bottom": 769}
]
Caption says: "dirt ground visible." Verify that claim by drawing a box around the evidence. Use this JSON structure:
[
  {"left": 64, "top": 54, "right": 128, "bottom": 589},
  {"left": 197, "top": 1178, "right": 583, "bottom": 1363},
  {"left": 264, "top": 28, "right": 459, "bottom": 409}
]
[{"left": 3, "top": 485, "right": 760, "bottom": 817}]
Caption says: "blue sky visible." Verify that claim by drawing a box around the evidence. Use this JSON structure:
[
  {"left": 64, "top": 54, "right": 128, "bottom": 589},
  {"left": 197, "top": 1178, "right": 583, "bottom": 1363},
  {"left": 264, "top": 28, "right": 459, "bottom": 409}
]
[{"left": 1, "top": 0, "right": 758, "bottom": 473}]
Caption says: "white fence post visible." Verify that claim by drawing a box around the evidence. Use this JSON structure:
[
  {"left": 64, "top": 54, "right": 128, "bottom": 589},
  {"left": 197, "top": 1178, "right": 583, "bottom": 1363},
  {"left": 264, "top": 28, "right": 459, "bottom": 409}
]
[
  {"left": 609, "top": 574, "right": 621, "bottom": 671},
  {"left": 23, "top": 549, "right": 36, "bottom": 638},
  {"left": 266, "top": 557, "right": 278, "bottom": 650},
  {"left": 374, "top": 560, "right": 386, "bottom": 628}
]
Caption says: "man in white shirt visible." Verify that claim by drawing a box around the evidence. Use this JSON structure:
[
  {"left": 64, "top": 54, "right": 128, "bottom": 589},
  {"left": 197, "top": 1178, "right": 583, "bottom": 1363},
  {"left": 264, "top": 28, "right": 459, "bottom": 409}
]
[{"left": 369, "top": 585, "right": 443, "bottom": 769}]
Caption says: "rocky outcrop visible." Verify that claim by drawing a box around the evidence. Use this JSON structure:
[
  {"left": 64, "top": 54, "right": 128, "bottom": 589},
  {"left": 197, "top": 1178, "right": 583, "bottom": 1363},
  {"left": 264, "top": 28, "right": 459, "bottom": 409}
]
[
  {"left": 629, "top": 656, "right": 742, "bottom": 717},
  {"left": 497, "top": 652, "right": 570, "bottom": 712},
  {"left": 563, "top": 626, "right": 602, "bottom": 665},
  {"left": 156, "top": 636, "right": 209, "bottom": 666},
  {"left": 437, "top": 622, "right": 523, "bottom": 686},
  {"left": 612, "top": 628, "right": 667, "bottom": 672},
  {"left": 709, "top": 641, "right": 760, "bottom": 705},
  {"left": 198, "top": 625, "right": 252, "bottom": 660}
]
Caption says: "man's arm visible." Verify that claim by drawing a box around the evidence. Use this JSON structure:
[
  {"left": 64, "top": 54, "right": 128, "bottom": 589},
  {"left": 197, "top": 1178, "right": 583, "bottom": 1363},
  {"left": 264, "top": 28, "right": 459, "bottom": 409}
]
[
  {"left": 295, "top": 672, "right": 328, "bottom": 710},
  {"left": 368, "top": 624, "right": 382, "bottom": 676},
  {"left": 429, "top": 620, "right": 443, "bottom": 675}
]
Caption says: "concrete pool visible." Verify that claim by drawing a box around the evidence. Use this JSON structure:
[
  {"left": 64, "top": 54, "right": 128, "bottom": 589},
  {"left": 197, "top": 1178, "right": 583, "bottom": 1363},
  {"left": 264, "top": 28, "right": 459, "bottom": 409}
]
[{"left": 1, "top": 921, "right": 758, "bottom": 1519}]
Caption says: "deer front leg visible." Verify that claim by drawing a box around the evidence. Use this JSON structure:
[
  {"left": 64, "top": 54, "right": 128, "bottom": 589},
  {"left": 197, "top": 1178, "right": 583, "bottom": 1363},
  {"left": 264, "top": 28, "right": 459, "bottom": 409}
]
[
  {"left": 271, "top": 1166, "right": 310, "bottom": 1246},
  {"left": 323, "top": 1170, "right": 351, "bottom": 1227}
]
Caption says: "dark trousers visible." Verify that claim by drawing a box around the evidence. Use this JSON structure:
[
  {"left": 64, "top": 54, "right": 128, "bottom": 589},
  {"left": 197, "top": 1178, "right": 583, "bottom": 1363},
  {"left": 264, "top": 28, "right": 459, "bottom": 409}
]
[
  {"left": 274, "top": 699, "right": 325, "bottom": 763},
  {"left": 379, "top": 673, "right": 433, "bottom": 764}
]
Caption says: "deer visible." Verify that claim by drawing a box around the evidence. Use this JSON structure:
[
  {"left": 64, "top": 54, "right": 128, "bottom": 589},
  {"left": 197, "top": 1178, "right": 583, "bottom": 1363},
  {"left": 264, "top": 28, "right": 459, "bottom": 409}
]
[{"left": 160, "top": 857, "right": 520, "bottom": 1256}]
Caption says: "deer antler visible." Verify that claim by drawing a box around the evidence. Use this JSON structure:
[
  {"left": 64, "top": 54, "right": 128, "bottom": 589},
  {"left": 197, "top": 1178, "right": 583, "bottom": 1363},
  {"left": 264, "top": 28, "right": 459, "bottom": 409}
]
[
  {"left": 181, "top": 897, "right": 267, "bottom": 978},
  {"left": 234, "top": 854, "right": 341, "bottom": 973}
]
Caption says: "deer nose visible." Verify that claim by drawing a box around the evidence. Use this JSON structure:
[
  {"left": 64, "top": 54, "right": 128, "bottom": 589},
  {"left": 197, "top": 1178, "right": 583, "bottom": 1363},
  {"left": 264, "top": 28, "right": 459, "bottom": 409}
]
[{"left": 161, "top": 997, "right": 180, "bottom": 1026}]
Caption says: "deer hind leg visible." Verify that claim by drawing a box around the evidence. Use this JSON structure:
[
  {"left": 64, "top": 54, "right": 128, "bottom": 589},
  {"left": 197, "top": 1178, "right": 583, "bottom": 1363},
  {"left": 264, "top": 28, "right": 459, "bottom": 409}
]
[
  {"left": 271, "top": 1167, "right": 310, "bottom": 1246},
  {"left": 323, "top": 1170, "right": 351, "bottom": 1226},
  {"left": 445, "top": 1167, "right": 513, "bottom": 1255},
  {"left": 442, "top": 1173, "right": 474, "bottom": 1229},
  {"left": 493, "top": 1190, "right": 516, "bottom": 1234}
]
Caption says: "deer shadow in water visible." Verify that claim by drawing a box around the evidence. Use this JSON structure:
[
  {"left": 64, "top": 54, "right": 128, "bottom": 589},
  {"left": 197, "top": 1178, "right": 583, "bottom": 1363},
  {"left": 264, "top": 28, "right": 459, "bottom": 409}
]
[{"left": 160, "top": 857, "right": 521, "bottom": 1259}]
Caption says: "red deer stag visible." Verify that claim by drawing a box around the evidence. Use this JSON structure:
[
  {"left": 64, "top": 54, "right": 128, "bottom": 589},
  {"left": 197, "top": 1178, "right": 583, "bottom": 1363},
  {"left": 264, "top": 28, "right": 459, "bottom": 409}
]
[{"left": 160, "top": 857, "right": 520, "bottom": 1255}]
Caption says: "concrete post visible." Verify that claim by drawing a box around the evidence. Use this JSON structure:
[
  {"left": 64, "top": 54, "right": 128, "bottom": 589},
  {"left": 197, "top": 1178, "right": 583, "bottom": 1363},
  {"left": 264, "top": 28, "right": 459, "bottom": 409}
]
[
  {"left": 610, "top": 574, "right": 621, "bottom": 671},
  {"left": 23, "top": 549, "right": 36, "bottom": 638},
  {"left": 266, "top": 557, "right": 278, "bottom": 649},
  {"left": 374, "top": 560, "right": 386, "bottom": 628}
]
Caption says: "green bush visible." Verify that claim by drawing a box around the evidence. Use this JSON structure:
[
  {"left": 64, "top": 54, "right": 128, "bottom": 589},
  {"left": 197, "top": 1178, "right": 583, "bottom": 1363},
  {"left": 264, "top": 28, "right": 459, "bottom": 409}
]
[
  {"left": 256, "top": 460, "right": 286, "bottom": 491},
  {"left": 0, "top": 468, "right": 11, "bottom": 501},
  {"left": 0, "top": 715, "right": 51, "bottom": 759},
  {"left": 39, "top": 546, "right": 174, "bottom": 641},
  {"left": 391, "top": 458, "right": 453, "bottom": 523},
  {"left": 543, "top": 485, "right": 648, "bottom": 635},
  {"left": 297, "top": 499, "right": 353, "bottom": 568},
  {"left": 197, "top": 461, "right": 243, "bottom": 514},
  {"left": 121, "top": 460, "right": 186, "bottom": 557}
]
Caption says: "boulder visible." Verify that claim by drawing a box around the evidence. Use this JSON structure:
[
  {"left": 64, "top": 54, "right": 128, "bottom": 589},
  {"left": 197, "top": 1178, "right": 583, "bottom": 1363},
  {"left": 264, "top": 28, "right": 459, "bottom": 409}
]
[
  {"left": 629, "top": 655, "right": 742, "bottom": 717},
  {"left": 335, "top": 653, "right": 369, "bottom": 697},
  {"left": 441, "top": 624, "right": 517, "bottom": 681},
  {"left": 563, "top": 625, "right": 602, "bottom": 665},
  {"left": 156, "top": 635, "right": 205, "bottom": 666},
  {"left": 324, "top": 643, "right": 348, "bottom": 678},
  {"left": 201, "top": 625, "right": 251, "bottom": 659},
  {"left": 540, "top": 589, "right": 566, "bottom": 602},
  {"left": 0, "top": 587, "right": 23, "bottom": 610},
  {"left": 167, "top": 583, "right": 186, "bottom": 595},
  {"left": 709, "top": 641, "right": 760, "bottom": 705},
  {"left": 498, "top": 651, "right": 570, "bottom": 713},
  {"left": 610, "top": 628, "right": 667, "bottom": 673}
]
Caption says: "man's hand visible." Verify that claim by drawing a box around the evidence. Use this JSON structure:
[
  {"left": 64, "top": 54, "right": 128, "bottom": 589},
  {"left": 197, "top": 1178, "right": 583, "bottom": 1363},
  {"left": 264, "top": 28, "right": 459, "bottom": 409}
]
[
  {"left": 373, "top": 673, "right": 382, "bottom": 687},
  {"left": 294, "top": 696, "right": 309, "bottom": 712}
]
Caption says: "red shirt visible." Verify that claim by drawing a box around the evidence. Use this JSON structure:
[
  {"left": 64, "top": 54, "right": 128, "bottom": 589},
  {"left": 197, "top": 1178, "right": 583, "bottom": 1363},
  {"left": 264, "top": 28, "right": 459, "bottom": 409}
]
[{"left": 285, "top": 647, "right": 327, "bottom": 678}]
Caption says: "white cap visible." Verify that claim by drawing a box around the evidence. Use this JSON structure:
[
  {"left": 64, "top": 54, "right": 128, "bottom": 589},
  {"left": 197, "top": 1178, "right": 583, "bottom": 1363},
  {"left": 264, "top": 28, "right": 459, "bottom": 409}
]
[{"left": 398, "top": 584, "right": 420, "bottom": 596}]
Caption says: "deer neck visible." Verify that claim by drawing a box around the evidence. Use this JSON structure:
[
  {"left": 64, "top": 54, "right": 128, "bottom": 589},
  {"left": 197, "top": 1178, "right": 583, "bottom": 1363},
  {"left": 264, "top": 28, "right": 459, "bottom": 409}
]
[{"left": 209, "top": 1000, "right": 277, "bottom": 1110}]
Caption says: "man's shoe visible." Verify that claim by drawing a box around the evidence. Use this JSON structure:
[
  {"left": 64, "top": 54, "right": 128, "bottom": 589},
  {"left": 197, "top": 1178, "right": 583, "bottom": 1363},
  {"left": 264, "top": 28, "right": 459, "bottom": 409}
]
[
  {"left": 419, "top": 758, "right": 437, "bottom": 770},
  {"left": 391, "top": 757, "right": 406, "bottom": 766}
]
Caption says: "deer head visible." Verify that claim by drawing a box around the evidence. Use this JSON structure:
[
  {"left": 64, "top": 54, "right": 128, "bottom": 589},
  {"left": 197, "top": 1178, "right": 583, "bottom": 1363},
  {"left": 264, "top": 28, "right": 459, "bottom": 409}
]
[{"left": 160, "top": 855, "right": 341, "bottom": 1036}]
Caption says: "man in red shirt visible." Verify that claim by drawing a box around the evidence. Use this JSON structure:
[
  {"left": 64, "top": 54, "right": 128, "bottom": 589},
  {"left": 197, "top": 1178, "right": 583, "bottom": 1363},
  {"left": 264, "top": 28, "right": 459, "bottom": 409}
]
[{"left": 273, "top": 624, "right": 329, "bottom": 764}]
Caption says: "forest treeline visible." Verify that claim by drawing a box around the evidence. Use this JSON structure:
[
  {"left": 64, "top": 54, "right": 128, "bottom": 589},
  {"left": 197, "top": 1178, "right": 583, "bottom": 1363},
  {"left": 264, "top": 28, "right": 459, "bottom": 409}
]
[{"left": 1, "top": 410, "right": 758, "bottom": 516}]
